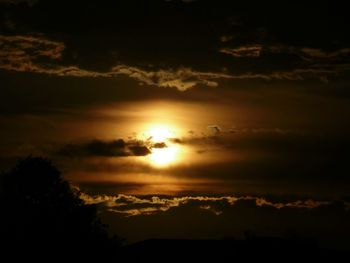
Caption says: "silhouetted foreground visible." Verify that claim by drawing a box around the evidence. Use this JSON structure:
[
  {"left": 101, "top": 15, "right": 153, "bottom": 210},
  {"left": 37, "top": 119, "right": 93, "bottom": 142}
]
[
  {"left": 0, "top": 157, "right": 120, "bottom": 261},
  {"left": 1, "top": 157, "right": 348, "bottom": 262},
  {"left": 121, "top": 238, "right": 348, "bottom": 261}
]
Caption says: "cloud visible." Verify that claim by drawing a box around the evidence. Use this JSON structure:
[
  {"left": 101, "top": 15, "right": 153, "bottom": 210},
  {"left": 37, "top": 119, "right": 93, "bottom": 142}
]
[
  {"left": 110, "top": 65, "right": 233, "bottom": 91},
  {"left": 0, "top": 35, "right": 65, "bottom": 72},
  {"left": 152, "top": 142, "right": 167, "bottom": 148},
  {"left": 79, "top": 191, "right": 335, "bottom": 217},
  {"left": 207, "top": 125, "right": 221, "bottom": 135},
  {"left": 99, "top": 194, "right": 350, "bottom": 247},
  {"left": 219, "top": 44, "right": 350, "bottom": 82},
  {"left": 57, "top": 139, "right": 151, "bottom": 157},
  {"left": 219, "top": 45, "right": 350, "bottom": 82},
  {"left": 0, "top": 35, "right": 113, "bottom": 78},
  {"left": 220, "top": 44, "right": 350, "bottom": 62},
  {"left": 219, "top": 45, "right": 262, "bottom": 57},
  {"left": 0, "top": 35, "right": 233, "bottom": 91},
  {"left": 171, "top": 127, "right": 294, "bottom": 146},
  {"left": 1, "top": 34, "right": 350, "bottom": 92},
  {"left": 231, "top": 68, "right": 335, "bottom": 82},
  {"left": 300, "top": 48, "right": 350, "bottom": 60}
]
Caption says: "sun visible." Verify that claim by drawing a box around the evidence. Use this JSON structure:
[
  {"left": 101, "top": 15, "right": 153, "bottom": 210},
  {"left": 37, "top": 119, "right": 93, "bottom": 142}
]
[
  {"left": 147, "top": 126, "right": 173, "bottom": 143},
  {"left": 142, "top": 124, "right": 180, "bottom": 167},
  {"left": 149, "top": 146, "right": 179, "bottom": 167}
]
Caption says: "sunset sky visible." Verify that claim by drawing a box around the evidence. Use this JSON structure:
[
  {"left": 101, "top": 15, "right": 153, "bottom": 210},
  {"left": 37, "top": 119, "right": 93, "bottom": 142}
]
[{"left": 1, "top": 0, "right": 350, "bottom": 248}]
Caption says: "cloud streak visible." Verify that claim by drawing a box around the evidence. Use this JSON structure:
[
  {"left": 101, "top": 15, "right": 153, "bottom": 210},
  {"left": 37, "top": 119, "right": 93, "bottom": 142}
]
[
  {"left": 219, "top": 45, "right": 262, "bottom": 57},
  {"left": 230, "top": 68, "right": 335, "bottom": 82},
  {"left": 79, "top": 191, "right": 336, "bottom": 217},
  {"left": 300, "top": 48, "right": 350, "bottom": 61}
]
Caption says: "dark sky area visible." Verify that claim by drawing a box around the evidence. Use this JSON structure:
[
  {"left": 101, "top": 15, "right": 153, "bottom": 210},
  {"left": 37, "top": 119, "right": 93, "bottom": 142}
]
[{"left": 1, "top": 0, "right": 350, "bottom": 249}]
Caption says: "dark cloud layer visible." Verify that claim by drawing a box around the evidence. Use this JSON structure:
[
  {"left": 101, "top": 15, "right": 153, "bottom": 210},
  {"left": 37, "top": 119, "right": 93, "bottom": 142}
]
[
  {"left": 0, "top": 34, "right": 234, "bottom": 91},
  {"left": 1, "top": 0, "right": 350, "bottom": 88},
  {"left": 0, "top": 33, "right": 348, "bottom": 88},
  {"left": 57, "top": 139, "right": 152, "bottom": 157}
]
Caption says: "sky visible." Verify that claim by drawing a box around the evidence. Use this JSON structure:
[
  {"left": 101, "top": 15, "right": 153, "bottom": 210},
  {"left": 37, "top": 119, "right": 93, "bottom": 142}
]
[{"left": 1, "top": 0, "right": 350, "bottom": 248}]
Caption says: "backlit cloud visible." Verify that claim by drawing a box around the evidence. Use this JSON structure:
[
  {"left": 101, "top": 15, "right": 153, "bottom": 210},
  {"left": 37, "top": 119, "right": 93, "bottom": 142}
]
[
  {"left": 79, "top": 191, "right": 334, "bottom": 217},
  {"left": 0, "top": 35, "right": 65, "bottom": 72},
  {"left": 0, "top": 35, "right": 233, "bottom": 91},
  {"left": 1, "top": 34, "right": 350, "bottom": 93},
  {"left": 110, "top": 65, "right": 233, "bottom": 91}
]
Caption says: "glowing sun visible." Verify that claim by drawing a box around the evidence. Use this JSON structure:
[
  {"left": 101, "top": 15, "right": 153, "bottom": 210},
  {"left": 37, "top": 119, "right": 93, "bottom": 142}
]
[
  {"left": 149, "top": 146, "right": 179, "bottom": 167},
  {"left": 148, "top": 126, "right": 173, "bottom": 143},
  {"left": 143, "top": 125, "right": 180, "bottom": 167}
]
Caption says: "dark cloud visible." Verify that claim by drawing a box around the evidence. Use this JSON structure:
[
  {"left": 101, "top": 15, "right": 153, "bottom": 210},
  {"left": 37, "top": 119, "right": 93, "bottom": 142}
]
[
  {"left": 152, "top": 142, "right": 167, "bottom": 148},
  {"left": 57, "top": 139, "right": 151, "bottom": 157},
  {"left": 300, "top": 48, "right": 350, "bottom": 61},
  {"left": 1, "top": 0, "right": 349, "bottom": 91},
  {"left": 0, "top": 35, "right": 65, "bottom": 72},
  {"left": 1, "top": 33, "right": 349, "bottom": 87},
  {"left": 0, "top": 34, "right": 234, "bottom": 91},
  {"left": 207, "top": 125, "right": 221, "bottom": 135},
  {"left": 220, "top": 44, "right": 350, "bottom": 63},
  {"left": 128, "top": 145, "right": 151, "bottom": 156},
  {"left": 1, "top": 33, "right": 348, "bottom": 92},
  {"left": 219, "top": 44, "right": 350, "bottom": 82}
]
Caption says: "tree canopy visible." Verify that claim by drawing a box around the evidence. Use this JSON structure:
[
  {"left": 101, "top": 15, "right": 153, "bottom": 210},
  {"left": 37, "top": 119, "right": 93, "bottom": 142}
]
[{"left": 0, "top": 156, "right": 120, "bottom": 261}]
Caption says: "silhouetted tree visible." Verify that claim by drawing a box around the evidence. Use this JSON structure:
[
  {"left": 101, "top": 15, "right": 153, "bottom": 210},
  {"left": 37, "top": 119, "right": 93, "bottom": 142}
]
[{"left": 0, "top": 156, "right": 120, "bottom": 261}]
